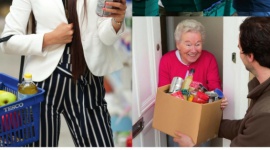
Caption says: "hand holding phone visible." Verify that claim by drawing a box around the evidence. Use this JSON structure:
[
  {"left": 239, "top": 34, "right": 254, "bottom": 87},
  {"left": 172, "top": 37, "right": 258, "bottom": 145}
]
[{"left": 96, "top": 0, "right": 122, "bottom": 17}]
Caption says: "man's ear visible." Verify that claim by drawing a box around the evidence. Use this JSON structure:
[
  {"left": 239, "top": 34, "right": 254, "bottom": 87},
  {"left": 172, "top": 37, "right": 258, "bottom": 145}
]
[{"left": 247, "top": 53, "right": 254, "bottom": 63}]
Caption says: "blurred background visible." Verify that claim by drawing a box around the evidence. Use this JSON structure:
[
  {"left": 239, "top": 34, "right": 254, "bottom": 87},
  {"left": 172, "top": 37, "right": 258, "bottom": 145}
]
[
  {"left": 132, "top": 0, "right": 236, "bottom": 16},
  {"left": 0, "top": 0, "right": 132, "bottom": 147}
]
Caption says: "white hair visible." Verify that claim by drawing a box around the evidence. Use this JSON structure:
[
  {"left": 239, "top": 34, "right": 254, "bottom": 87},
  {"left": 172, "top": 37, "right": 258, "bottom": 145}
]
[{"left": 174, "top": 19, "right": 206, "bottom": 43}]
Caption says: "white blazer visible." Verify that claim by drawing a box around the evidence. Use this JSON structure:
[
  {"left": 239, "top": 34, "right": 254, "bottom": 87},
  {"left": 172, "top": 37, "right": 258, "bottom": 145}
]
[{"left": 0, "top": 0, "right": 124, "bottom": 82}]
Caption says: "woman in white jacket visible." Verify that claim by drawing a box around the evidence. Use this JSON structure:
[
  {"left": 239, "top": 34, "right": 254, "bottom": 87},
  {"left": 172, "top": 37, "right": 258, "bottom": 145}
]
[{"left": 0, "top": 0, "right": 126, "bottom": 147}]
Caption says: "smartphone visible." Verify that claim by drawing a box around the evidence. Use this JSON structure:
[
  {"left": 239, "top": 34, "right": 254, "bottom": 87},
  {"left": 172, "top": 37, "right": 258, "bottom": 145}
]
[{"left": 96, "top": 0, "right": 121, "bottom": 17}]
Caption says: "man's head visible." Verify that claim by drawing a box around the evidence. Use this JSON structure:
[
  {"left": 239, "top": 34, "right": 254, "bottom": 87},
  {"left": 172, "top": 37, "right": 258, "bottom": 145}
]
[{"left": 239, "top": 17, "right": 270, "bottom": 72}]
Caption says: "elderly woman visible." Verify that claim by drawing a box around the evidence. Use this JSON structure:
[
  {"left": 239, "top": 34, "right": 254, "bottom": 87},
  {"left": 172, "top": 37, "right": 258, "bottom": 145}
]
[
  {"left": 159, "top": 19, "right": 221, "bottom": 91},
  {"left": 158, "top": 19, "right": 228, "bottom": 147}
]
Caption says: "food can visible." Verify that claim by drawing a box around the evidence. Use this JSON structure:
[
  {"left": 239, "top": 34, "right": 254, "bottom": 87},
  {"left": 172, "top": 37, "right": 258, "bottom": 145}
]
[
  {"left": 214, "top": 88, "right": 224, "bottom": 99},
  {"left": 205, "top": 91, "right": 218, "bottom": 103},
  {"left": 171, "top": 91, "right": 185, "bottom": 100},
  {"left": 198, "top": 84, "right": 208, "bottom": 92},
  {"left": 169, "top": 77, "right": 183, "bottom": 93}
]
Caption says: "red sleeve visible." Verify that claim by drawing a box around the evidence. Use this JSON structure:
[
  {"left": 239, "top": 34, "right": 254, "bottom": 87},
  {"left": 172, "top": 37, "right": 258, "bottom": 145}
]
[
  {"left": 158, "top": 55, "right": 171, "bottom": 87},
  {"left": 206, "top": 54, "right": 221, "bottom": 90}
]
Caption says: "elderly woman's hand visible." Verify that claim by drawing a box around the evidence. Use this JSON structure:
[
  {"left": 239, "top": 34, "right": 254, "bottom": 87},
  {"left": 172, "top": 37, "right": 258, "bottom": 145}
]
[
  {"left": 220, "top": 97, "right": 228, "bottom": 110},
  {"left": 173, "top": 131, "right": 195, "bottom": 147}
]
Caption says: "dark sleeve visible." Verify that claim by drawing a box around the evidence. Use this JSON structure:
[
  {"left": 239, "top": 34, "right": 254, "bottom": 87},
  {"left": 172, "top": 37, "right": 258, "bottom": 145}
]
[
  {"left": 218, "top": 119, "right": 242, "bottom": 140},
  {"left": 220, "top": 113, "right": 270, "bottom": 147}
]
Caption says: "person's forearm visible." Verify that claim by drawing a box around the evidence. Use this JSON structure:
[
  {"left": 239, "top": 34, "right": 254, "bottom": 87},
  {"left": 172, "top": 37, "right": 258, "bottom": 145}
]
[
  {"left": 42, "top": 32, "right": 55, "bottom": 48},
  {"left": 218, "top": 119, "right": 242, "bottom": 140}
]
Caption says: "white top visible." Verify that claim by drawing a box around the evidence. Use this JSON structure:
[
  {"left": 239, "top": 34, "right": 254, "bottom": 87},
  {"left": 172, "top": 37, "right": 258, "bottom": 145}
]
[
  {"left": 0, "top": 0, "right": 125, "bottom": 82},
  {"left": 176, "top": 50, "right": 188, "bottom": 66}
]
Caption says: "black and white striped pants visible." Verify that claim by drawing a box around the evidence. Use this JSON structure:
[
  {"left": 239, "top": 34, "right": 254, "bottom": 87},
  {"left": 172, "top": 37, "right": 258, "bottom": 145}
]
[{"left": 28, "top": 49, "right": 114, "bottom": 147}]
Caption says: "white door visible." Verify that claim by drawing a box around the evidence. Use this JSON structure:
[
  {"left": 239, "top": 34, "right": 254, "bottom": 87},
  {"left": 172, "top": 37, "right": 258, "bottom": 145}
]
[
  {"left": 132, "top": 17, "right": 166, "bottom": 147},
  {"left": 222, "top": 17, "right": 249, "bottom": 146}
]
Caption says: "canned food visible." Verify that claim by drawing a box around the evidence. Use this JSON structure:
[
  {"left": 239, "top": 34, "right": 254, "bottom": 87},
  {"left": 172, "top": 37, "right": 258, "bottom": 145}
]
[
  {"left": 189, "top": 81, "right": 202, "bottom": 92},
  {"left": 193, "top": 91, "right": 209, "bottom": 104},
  {"left": 171, "top": 91, "right": 185, "bottom": 100},
  {"left": 205, "top": 91, "right": 218, "bottom": 103},
  {"left": 214, "top": 88, "right": 224, "bottom": 99},
  {"left": 197, "top": 91, "right": 209, "bottom": 101},
  {"left": 198, "top": 84, "right": 208, "bottom": 92},
  {"left": 96, "top": 0, "right": 121, "bottom": 17},
  {"left": 169, "top": 77, "right": 183, "bottom": 93}
]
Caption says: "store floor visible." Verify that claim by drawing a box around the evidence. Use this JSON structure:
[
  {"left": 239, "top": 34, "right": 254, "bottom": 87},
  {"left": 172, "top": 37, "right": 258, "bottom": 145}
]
[{"left": 59, "top": 114, "right": 75, "bottom": 147}]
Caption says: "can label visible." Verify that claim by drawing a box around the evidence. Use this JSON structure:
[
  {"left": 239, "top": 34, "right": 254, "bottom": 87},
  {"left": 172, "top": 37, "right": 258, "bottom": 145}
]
[
  {"left": 205, "top": 91, "right": 218, "bottom": 103},
  {"left": 169, "top": 77, "right": 183, "bottom": 93},
  {"left": 171, "top": 91, "right": 184, "bottom": 100}
]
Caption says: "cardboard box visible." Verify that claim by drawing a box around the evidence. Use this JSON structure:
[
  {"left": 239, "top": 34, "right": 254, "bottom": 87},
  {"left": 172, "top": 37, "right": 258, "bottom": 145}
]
[{"left": 152, "top": 85, "right": 222, "bottom": 145}]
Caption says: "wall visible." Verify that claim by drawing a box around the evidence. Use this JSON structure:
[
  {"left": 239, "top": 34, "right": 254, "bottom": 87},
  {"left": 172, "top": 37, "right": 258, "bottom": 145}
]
[{"left": 222, "top": 17, "right": 249, "bottom": 146}]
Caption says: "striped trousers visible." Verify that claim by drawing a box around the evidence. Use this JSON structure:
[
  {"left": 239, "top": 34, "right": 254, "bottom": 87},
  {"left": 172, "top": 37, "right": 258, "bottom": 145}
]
[{"left": 28, "top": 48, "right": 114, "bottom": 147}]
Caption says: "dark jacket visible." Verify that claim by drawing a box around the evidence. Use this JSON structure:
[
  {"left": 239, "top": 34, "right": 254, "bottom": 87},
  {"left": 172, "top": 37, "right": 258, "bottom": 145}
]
[
  {"left": 234, "top": 0, "right": 270, "bottom": 12},
  {"left": 219, "top": 77, "right": 270, "bottom": 146}
]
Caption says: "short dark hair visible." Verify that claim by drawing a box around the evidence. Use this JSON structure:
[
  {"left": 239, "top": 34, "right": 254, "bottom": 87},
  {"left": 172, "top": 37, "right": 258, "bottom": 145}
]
[{"left": 240, "top": 17, "right": 270, "bottom": 68}]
